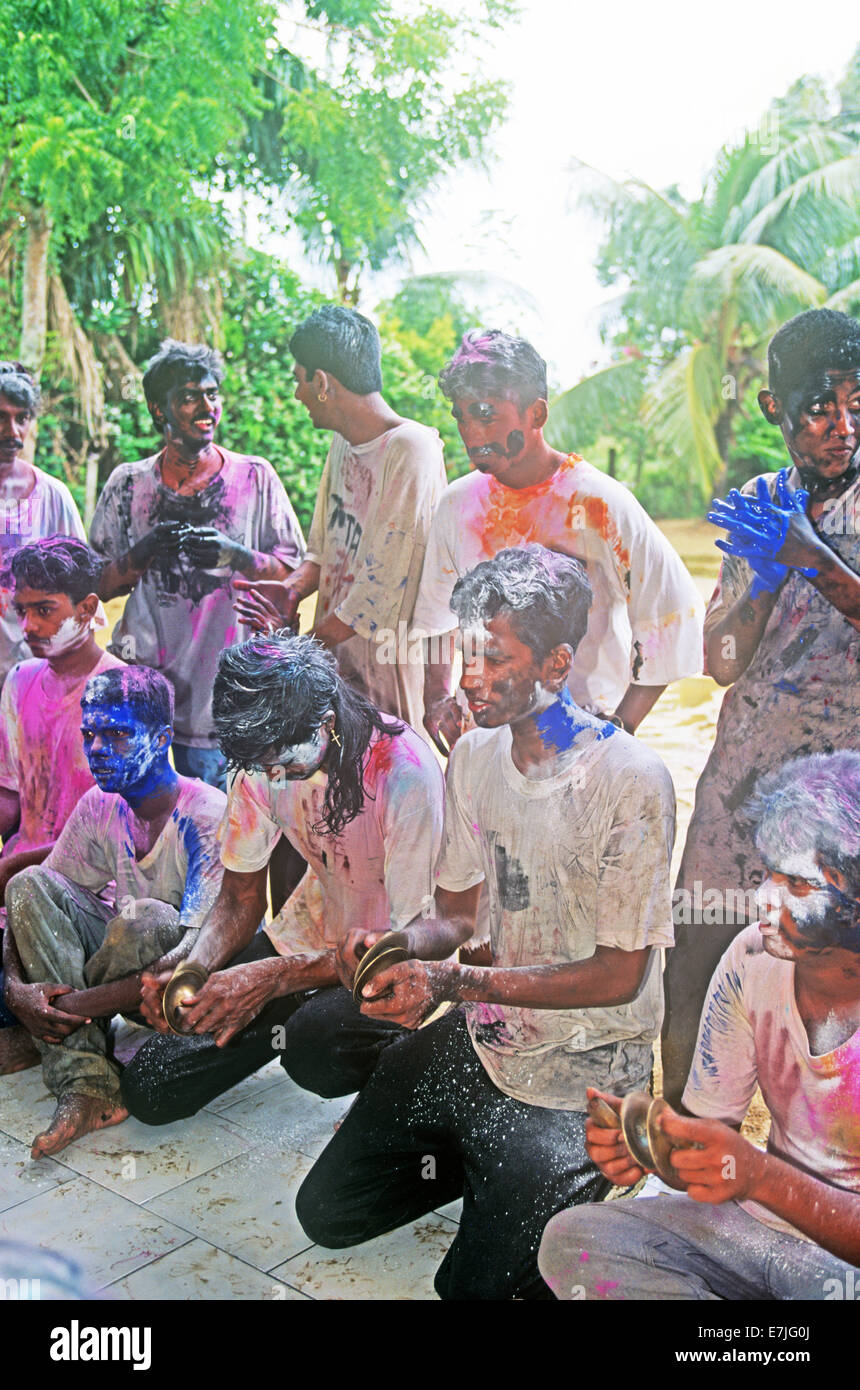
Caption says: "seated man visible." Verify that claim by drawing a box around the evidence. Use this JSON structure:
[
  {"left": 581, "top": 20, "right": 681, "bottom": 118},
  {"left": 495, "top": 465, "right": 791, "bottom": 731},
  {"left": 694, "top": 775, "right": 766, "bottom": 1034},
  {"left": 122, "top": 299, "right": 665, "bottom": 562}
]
[
  {"left": 412, "top": 330, "right": 704, "bottom": 754},
  {"left": 293, "top": 545, "right": 676, "bottom": 1301},
  {"left": 1, "top": 667, "right": 226, "bottom": 1157},
  {"left": 120, "top": 632, "right": 443, "bottom": 1123},
  {"left": 539, "top": 750, "right": 860, "bottom": 1301},
  {"left": 0, "top": 538, "right": 125, "bottom": 1074}
]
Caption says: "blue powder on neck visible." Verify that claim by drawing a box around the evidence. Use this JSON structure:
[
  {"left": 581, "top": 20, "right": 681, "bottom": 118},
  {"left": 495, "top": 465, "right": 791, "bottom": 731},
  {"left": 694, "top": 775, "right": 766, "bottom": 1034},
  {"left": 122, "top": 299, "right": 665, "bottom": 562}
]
[{"left": 535, "top": 688, "right": 589, "bottom": 752}]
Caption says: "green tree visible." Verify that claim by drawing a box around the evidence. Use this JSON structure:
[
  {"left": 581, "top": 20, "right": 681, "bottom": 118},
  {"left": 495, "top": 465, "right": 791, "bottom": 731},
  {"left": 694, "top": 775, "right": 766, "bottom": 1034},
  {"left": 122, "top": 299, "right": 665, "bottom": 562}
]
[{"left": 548, "top": 53, "right": 860, "bottom": 511}]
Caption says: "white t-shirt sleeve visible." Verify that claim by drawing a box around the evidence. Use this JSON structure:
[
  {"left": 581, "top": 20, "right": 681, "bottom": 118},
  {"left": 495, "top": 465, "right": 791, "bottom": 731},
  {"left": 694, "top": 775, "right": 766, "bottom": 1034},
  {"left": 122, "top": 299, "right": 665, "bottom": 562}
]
[
  {"left": 594, "top": 755, "right": 676, "bottom": 950},
  {"left": 379, "top": 753, "right": 445, "bottom": 927},
  {"left": 334, "top": 428, "right": 445, "bottom": 639},
  {"left": 411, "top": 492, "right": 461, "bottom": 636},
  {"left": 682, "top": 930, "right": 759, "bottom": 1124},
  {"left": 46, "top": 477, "right": 87, "bottom": 540},
  {"left": 254, "top": 461, "right": 305, "bottom": 570},
  {"left": 219, "top": 771, "right": 282, "bottom": 874},
  {"left": 436, "top": 738, "right": 487, "bottom": 893},
  {"left": 0, "top": 673, "right": 19, "bottom": 791},
  {"left": 43, "top": 790, "right": 112, "bottom": 890},
  {"left": 619, "top": 493, "right": 704, "bottom": 685},
  {"left": 88, "top": 470, "right": 127, "bottom": 557}
]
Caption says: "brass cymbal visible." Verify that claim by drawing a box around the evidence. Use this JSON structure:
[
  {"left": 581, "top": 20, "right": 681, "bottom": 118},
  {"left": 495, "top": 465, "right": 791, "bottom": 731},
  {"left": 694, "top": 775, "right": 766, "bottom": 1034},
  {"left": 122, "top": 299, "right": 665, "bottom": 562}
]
[
  {"left": 352, "top": 931, "right": 409, "bottom": 1003},
  {"left": 163, "top": 961, "right": 210, "bottom": 1035}
]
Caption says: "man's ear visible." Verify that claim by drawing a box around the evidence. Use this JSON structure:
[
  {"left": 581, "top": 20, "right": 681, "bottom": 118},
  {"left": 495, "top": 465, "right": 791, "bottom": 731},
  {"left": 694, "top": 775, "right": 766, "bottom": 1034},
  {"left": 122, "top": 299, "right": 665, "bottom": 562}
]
[
  {"left": 313, "top": 370, "right": 333, "bottom": 399},
  {"left": 146, "top": 397, "right": 166, "bottom": 431},
  {"left": 531, "top": 399, "right": 549, "bottom": 430},
  {"left": 758, "top": 389, "right": 782, "bottom": 425},
  {"left": 543, "top": 642, "right": 573, "bottom": 691},
  {"left": 77, "top": 593, "right": 100, "bottom": 624}
]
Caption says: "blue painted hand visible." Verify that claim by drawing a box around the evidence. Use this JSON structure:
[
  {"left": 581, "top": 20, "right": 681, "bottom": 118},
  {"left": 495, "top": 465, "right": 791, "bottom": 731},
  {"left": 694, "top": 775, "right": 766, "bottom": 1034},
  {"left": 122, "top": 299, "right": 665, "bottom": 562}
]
[{"left": 707, "top": 469, "right": 818, "bottom": 598}]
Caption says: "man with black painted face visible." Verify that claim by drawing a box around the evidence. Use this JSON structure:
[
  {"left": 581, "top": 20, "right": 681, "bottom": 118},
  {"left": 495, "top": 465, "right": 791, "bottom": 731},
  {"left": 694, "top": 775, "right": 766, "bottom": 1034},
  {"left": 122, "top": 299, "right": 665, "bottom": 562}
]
[
  {"left": 1, "top": 667, "right": 226, "bottom": 1157},
  {"left": 663, "top": 308, "right": 860, "bottom": 1106},
  {"left": 412, "top": 330, "right": 704, "bottom": 755},
  {"left": 293, "top": 546, "right": 676, "bottom": 1301},
  {"left": 90, "top": 339, "right": 304, "bottom": 791}
]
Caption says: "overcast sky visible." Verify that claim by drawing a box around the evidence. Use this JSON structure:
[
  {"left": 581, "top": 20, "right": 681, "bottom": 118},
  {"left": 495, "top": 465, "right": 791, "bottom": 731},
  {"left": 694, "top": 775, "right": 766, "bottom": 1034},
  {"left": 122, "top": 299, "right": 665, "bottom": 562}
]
[{"left": 270, "top": 0, "right": 859, "bottom": 389}]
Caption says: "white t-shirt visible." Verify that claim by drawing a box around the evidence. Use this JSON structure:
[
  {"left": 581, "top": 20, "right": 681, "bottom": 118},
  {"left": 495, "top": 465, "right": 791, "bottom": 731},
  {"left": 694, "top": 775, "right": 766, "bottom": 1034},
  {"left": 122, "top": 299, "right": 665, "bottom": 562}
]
[
  {"left": 438, "top": 722, "right": 676, "bottom": 1109},
  {"left": 220, "top": 721, "right": 444, "bottom": 956},
  {"left": 0, "top": 469, "right": 87, "bottom": 682},
  {"left": 45, "top": 777, "right": 227, "bottom": 925},
  {"left": 305, "top": 423, "right": 446, "bottom": 732},
  {"left": 89, "top": 448, "right": 304, "bottom": 746},
  {"left": 684, "top": 925, "right": 860, "bottom": 1236},
  {"left": 412, "top": 454, "right": 704, "bottom": 713},
  {"left": 0, "top": 650, "right": 125, "bottom": 854}
]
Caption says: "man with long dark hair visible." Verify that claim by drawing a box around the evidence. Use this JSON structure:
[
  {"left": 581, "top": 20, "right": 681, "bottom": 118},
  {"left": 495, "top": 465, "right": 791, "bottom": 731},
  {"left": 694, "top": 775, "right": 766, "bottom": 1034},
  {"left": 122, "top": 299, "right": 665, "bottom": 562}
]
[{"left": 122, "top": 631, "right": 443, "bottom": 1124}]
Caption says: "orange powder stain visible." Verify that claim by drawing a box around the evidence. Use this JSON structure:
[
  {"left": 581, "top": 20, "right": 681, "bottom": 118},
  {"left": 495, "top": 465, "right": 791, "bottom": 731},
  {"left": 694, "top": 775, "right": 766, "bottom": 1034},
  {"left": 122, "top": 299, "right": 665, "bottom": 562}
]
[{"left": 565, "top": 490, "right": 632, "bottom": 581}]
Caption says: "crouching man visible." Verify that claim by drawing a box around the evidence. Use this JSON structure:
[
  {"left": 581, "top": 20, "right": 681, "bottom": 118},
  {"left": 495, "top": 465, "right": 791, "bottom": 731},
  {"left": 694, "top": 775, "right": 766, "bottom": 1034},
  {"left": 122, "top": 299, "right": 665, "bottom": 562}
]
[
  {"left": 294, "top": 545, "right": 676, "bottom": 1301},
  {"left": 1, "top": 667, "right": 226, "bottom": 1157},
  {"left": 539, "top": 750, "right": 860, "bottom": 1300}
]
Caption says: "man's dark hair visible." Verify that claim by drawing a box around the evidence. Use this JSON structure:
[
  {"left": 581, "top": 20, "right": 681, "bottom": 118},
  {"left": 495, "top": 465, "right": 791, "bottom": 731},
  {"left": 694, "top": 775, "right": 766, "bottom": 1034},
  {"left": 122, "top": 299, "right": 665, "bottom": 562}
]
[
  {"left": 142, "top": 339, "right": 224, "bottom": 412},
  {"left": 213, "top": 632, "right": 402, "bottom": 835},
  {"left": 82, "top": 665, "right": 175, "bottom": 730},
  {"left": 438, "top": 331, "right": 548, "bottom": 410},
  {"left": 288, "top": 305, "right": 383, "bottom": 395},
  {"left": 0, "top": 361, "right": 40, "bottom": 414},
  {"left": 749, "top": 751, "right": 860, "bottom": 952},
  {"left": 768, "top": 309, "right": 860, "bottom": 400},
  {"left": 10, "top": 537, "right": 103, "bottom": 605},
  {"left": 450, "top": 544, "right": 592, "bottom": 662}
]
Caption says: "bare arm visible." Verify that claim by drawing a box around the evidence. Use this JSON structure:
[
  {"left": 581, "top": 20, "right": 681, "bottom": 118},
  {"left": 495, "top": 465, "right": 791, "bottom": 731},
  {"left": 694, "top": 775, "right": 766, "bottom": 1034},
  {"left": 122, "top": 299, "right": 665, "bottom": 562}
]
[
  {"left": 612, "top": 682, "right": 667, "bottom": 732},
  {"left": 185, "top": 866, "right": 271, "bottom": 974},
  {"left": 705, "top": 584, "right": 781, "bottom": 686},
  {"left": 0, "top": 787, "right": 20, "bottom": 841},
  {"left": 312, "top": 612, "right": 356, "bottom": 649},
  {"left": 422, "top": 634, "right": 464, "bottom": 756}
]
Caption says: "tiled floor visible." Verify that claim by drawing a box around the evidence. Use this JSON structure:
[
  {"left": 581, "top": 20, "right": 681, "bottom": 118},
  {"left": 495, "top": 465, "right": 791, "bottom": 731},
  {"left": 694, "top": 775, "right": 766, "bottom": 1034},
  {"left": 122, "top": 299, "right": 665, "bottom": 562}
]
[{"left": 0, "top": 1023, "right": 460, "bottom": 1301}]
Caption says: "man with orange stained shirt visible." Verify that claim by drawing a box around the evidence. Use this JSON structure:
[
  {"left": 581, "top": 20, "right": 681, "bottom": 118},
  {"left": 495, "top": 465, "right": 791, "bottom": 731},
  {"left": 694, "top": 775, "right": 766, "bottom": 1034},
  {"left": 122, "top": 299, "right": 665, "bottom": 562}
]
[{"left": 413, "top": 331, "right": 704, "bottom": 755}]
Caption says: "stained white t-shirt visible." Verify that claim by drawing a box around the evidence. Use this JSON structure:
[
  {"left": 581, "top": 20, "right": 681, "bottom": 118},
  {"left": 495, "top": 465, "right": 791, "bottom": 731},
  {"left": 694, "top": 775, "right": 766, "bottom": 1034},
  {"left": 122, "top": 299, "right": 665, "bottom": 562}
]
[
  {"left": 89, "top": 448, "right": 304, "bottom": 746},
  {"left": 438, "top": 722, "right": 676, "bottom": 1109},
  {"left": 684, "top": 926, "right": 860, "bottom": 1236},
  {"left": 0, "top": 469, "right": 87, "bottom": 682},
  {"left": 45, "top": 777, "right": 227, "bottom": 925},
  {"left": 412, "top": 454, "right": 704, "bottom": 714},
  {"left": 305, "top": 422, "right": 446, "bottom": 732},
  {"left": 220, "top": 721, "right": 444, "bottom": 956},
  {"left": 0, "top": 649, "right": 126, "bottom": 854}
]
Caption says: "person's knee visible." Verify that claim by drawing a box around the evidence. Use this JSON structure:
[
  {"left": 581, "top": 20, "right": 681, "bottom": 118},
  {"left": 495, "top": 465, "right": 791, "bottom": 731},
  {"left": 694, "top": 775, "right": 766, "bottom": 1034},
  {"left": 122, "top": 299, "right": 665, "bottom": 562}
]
[
  {"left": 120, "top": 1051, "right": 195, "bottom": 1127},
  {"left": 294, "top": 1168, "right": 364, "bottom": 1249},
  {"left": 6, "top": 864, "right": 56, "bottom": 921},
  {"left": 279, "top": 1006, "right": 344, "bottom": 1097}
]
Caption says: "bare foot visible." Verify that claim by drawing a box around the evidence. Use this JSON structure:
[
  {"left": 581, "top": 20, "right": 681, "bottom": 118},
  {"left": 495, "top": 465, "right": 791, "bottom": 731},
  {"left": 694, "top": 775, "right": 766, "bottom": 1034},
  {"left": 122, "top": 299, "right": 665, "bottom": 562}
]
[
  {"left": 0, "top": 1025, "right": 40, "bottom": 1074},
  {"left": 31, "top": 1094, "right": 128, "bottom": 1159}
]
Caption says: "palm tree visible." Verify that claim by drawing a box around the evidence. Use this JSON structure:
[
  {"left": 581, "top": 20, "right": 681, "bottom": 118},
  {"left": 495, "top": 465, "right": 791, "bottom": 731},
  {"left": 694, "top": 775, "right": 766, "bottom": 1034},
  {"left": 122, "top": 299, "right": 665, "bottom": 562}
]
[{"left": 548, "top": 62, "right": 860, "bottom": 500}]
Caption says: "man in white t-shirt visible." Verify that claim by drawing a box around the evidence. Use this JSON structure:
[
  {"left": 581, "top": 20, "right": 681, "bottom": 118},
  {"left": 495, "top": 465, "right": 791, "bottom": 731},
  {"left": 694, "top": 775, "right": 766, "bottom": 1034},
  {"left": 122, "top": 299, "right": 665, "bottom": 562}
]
[
  {"left": 412, "top": 330, "right": 704, "bottom": 755},
  {"left": 0, "top": 538, "right": 125, "bottom": 1075},
  {"left": 1, "top": 666, "right": 226, "bottom": 1157},
  {"left": 231, "top": 305, "right": 446, "bottom": 737},
  {"left": 294, "top": 545, "right": 676, "bottom": 1300},
  {"left": 539, "top": 750, "right": 860, "bottom": 1301},
  {"left": 0, "top": 362, "right": 88, "bottom": 683},
  {"left": 91, "top": 339, "right": 304, "bottom": 791},
  {"left": 121, "top": 631, "right": 444, "bottom": 1124}
]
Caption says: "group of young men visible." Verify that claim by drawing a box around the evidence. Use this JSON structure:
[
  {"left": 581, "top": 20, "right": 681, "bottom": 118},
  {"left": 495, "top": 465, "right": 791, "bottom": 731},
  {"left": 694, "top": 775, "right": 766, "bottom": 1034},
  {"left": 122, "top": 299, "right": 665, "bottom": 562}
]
[{"left": 0, "top": 301, "right": 857, "bottom": 1301}]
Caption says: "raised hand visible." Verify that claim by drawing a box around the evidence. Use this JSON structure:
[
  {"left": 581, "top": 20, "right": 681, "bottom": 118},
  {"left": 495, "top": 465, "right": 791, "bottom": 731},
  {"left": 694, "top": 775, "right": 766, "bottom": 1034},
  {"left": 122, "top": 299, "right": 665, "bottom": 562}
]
[
  {"left": 708, "top": 469, "right": 818, "bottom": 597},
  {"left": 179, "top": 525, "right": 241, "bottom": 570},
  {"left": 232, "top": 578, "right": 300, "bottom": 633}
]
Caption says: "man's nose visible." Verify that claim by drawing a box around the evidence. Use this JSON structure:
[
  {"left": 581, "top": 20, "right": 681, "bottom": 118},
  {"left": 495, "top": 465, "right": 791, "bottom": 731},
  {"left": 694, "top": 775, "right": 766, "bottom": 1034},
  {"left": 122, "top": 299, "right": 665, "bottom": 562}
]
[
  {"left": 832, "top": 407, "right": 855, "bottom": 438},
  {"left": 89, "top": 732, "right": 107, "bottom": 753},
  {"left": 756, "top": 876, "right": 782, "bottom": 919}
]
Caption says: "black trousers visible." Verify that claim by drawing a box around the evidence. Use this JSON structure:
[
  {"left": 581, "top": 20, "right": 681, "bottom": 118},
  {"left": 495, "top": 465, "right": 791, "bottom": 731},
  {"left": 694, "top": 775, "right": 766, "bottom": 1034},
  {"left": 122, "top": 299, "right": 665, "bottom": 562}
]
[
  {"left": 121, "top": 933, "right": 312, "bottom": 1124},
  {"left": 292, "top": 1001, "right": 610, "bottom": 1301}
]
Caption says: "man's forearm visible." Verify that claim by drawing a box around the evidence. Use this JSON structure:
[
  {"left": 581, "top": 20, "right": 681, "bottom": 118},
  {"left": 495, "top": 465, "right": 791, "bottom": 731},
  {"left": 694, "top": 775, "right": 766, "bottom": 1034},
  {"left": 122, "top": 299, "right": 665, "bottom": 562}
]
[
  {"left": 806, "top": 545, "right": 860, "bottom": 631},
  {"left": 705, "top": 585, "right": 780, "bottom": 685},
  {"left": 230, "top": 548, "right": 290, "bottom": 583},
  {"left": 613, "top": 683, "right": 666, "bottom": 732},
  {"left": 423, "top": 634, "right": 456, "bottom": 706},
  {"left": 98, "top": 552, "right": 150, "bottom": 600},
  {"left": 187, "top": 869, "right": 269, "bottom": 974},
  {"left": 435, "top": 947, "right": 650, "bottom": 1010},
  {"left": 283, "top": 560, "right": 321, "bottom": 600},
  {"left": 2, "top": 921, "right": 24, "bottom": 998},
  {"left": 313, "top": 612, "right": 355, "bottom": 649},
  {"left": 749, "top": 1150, "right": 860, "bottom": 1266},
  {"left": 261, "top": 949, "right": 340, "bottom": 997}
]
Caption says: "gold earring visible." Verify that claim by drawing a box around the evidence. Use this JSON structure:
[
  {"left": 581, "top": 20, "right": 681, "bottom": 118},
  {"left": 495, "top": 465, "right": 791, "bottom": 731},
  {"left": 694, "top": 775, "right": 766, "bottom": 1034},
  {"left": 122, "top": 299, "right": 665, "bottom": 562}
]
[
  {"left": 330, "top": 729, "right": 341, "bottom": 747},
  {"left": 318, "top": 391, "right": 327, "bottom": 403}
]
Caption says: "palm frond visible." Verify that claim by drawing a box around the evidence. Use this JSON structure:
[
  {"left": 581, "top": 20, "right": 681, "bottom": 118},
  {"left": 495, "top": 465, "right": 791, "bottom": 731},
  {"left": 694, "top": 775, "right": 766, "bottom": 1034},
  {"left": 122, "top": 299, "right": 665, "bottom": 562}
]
[
  {"left": 546, "top": 358, "right": 645, "bottom": 452},
  {"left": 642, "top": 344, "right": 723, "bottom": 492}
]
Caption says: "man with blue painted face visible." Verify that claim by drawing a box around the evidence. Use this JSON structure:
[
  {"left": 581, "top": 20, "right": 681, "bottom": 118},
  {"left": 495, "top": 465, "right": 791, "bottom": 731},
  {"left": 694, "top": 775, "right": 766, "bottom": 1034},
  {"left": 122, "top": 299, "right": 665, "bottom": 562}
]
[
  {"left": 1, "top": 666, "right": 226, "bottom": 1157},
  {"left": 293, "top": 545, "right": 676, "bottom": 1301},
  {"left": 540, "top": 751, "right": 860, "bottom": 1301}
]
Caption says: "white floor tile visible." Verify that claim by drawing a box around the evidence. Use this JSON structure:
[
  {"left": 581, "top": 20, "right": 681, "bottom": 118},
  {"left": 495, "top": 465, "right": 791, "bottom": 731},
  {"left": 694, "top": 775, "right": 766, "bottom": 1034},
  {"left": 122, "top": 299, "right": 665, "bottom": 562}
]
[
  {"left": 0, "top": 1065, "right": 57, "bottom": 1146},
  {"left": 270, "top": 1213, "right": 459, "bottom": 1300},
  {"left": 49, "top": 1111, "right": 254, "bottom": 1202},
  {"left": 109, "top": 1237, "right": 310, "bottom": 1300},
  {"left": 147, "top": 1143, "right": 316, "bottom": 1271},
  {"left": 203, "top": 1058, "right": 289, "bottom": 1114},
  {"left": 0, "top": 1177, "right": 193, "bottom": 1291},
  {"left": 0, "top": 1131, "right": 75, "bottom": 1212},
  {"left": 221, "top": 1074, "right": 354, "bottom": 1158}
]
